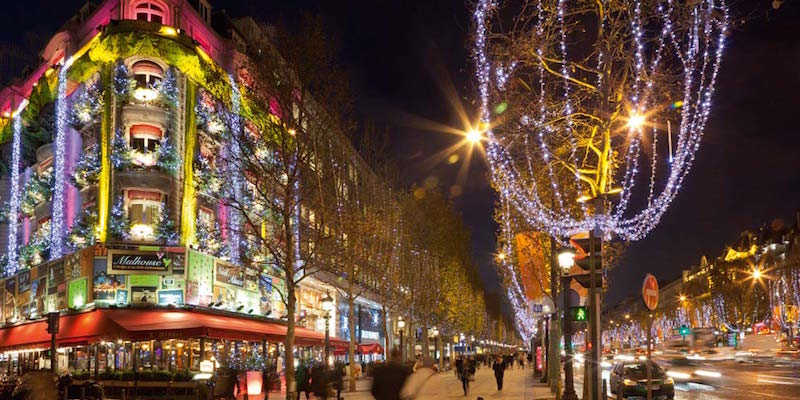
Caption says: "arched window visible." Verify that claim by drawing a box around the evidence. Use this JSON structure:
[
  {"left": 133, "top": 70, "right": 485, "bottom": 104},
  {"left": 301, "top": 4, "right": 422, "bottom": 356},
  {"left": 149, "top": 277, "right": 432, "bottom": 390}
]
[
  {"left": 132, "top": 60, "right": 163, "bottom": 89},
  {"left": 135, "top": 2, "right": 166, "bottom": 24}
]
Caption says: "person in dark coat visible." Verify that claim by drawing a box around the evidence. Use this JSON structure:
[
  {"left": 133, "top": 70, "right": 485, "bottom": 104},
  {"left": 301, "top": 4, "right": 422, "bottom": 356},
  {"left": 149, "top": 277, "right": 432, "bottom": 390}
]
[
  {"left": 295, "top": 363, "right": 311, "bottom": 400},
  {"left": 455, "top": 356, "right": 463, "bottom": 378},
  {"left": 311, "top": 364, "right": 329, "bottom": 399},
  {"left": 370, "top": 349, "right": 411, "bottom": 400},
  {"left": 459, "top": 358, "right": 472, "bottom": 396},
  {"left": 493, "top": 356, "right": 506, "bottom": 390}
]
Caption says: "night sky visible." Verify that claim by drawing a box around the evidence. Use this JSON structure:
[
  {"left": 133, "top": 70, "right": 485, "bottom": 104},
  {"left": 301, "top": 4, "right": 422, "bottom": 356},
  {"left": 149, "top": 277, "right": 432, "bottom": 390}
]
[{"left": 2, "top": 0, "right": 800, "bottom": 310}]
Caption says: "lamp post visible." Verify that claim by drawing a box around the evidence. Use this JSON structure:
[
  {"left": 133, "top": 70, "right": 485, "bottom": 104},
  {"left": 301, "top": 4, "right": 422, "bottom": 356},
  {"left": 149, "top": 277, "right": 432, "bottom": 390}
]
[
  {"left": 432, "top": 327, "right": 441, "bottom": 370},
  {"left": 398, "top": 317, "right": 406, "bottom": 362},
  {"left": 558, "top": 247, "right": 579, "bottom": 400},
  {"left": 321, "top": 291, "right": 334, "bottom": 365}
]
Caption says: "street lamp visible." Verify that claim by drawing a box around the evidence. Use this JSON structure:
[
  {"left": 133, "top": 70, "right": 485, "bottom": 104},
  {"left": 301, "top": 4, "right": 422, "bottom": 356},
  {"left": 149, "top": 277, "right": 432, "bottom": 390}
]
[
  {"left": 321, "top": 291, "right": 334, "bottom": 365},
  {"left": 432, "top": 327, "right": 441, "bottom": 370},
  {"left": 397, "top": 317, "right": 406, "bottom": 362},
  {"left": 751, "top": 268, "right": 762, "bottom": 281},
  {"left": 557, "top": 247, "right": 579, "bottom": 400}
]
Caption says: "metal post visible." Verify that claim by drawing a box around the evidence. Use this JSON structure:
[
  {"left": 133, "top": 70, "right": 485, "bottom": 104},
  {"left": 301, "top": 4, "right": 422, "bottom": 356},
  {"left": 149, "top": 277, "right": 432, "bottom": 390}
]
[
  {"left": 646, "top": 314, "right": 652, "bottom": 400},
  {"left": 586, "top": 228, "right": 602, "bottom": 400},
  {"left": 324, "top": 313, "right": 331, "bottom": 365},
  {"left": 51, "top": 332, "right": 56, "bottom": 372},
  {"left": 399, "top": 330, "right": 404, "bottom": 362},
  {"left": 549, "top": 235, "right": 562, "bottom": 397},
  {"left": 199, "top": 337, "right": 205, "bottom": 362},
  {"left": 562, "top": 276, "right": 578, "bottom": 400}
]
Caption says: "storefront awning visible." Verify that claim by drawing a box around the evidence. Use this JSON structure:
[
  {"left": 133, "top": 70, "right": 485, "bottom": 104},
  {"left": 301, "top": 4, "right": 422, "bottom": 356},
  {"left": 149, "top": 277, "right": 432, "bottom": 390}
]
[
  {"left": 0, "top": 309, "right": 128, "bottom": 351},
  {"left": 357, "top": 343, "right": 384, "bottom": 355},
  {"left": 0, "top": 307, "right": 353, "bottom": 351}
]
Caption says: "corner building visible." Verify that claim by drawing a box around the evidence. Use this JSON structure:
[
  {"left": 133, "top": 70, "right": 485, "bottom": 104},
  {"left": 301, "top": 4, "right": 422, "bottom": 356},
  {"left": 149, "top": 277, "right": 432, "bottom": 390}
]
[{"left": 0, "top": 0, "right": 388, "bottom": 383}]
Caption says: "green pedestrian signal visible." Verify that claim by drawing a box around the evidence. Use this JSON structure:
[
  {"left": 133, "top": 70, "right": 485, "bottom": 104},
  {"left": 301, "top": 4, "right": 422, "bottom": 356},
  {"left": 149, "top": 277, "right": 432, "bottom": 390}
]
[
  {"left": 679, "top": 325, "right": 691, "bottom": 336},
  {"left": 569, "top": 306, "right": 587, "bottom": 321}
]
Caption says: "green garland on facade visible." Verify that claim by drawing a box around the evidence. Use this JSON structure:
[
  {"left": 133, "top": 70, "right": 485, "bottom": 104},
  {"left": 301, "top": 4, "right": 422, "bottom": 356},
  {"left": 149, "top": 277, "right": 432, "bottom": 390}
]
[
  {"left": 108, "top": 195, "right": 131, "bottom": 240},
  {"left": 71, "top": 144, "right": 101, "bottom": 190}
]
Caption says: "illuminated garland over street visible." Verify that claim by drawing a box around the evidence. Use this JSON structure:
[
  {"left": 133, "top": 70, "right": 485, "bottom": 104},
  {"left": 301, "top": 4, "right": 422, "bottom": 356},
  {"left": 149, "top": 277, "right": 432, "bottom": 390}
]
[
  {"left": 474, "top": 0, "right": 729, "bottom": 241},
  {"left": 474, "top": 0, "right": 728, "bottom": 334}
]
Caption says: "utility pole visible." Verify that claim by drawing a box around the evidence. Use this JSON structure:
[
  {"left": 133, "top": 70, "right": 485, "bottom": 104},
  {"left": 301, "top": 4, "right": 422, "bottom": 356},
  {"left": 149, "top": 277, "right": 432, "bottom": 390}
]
[{"left": 549, "top": 235, "right": 562, "bottom": 398}]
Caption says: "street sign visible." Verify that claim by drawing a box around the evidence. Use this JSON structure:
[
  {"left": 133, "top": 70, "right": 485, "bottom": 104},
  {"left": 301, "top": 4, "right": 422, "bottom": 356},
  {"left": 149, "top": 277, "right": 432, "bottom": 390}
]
[{"left": 642, "top": 274, "right": 659, "bottom": 311}]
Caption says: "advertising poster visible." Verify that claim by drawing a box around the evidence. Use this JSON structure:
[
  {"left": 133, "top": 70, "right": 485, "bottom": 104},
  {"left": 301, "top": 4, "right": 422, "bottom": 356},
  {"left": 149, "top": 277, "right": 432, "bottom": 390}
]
[
  {"left": 160, "top": 277, "right": 185, "bottom": 291},
  {"left": 93, "top": 258, "right": 125, "bottom": 303},
  {"left": 115, "top": 289, "right": 128, "bottom": 304},
  {"left": 236, "top": 289, "right": 260, "bottom": 313},
  {"left": 48, "top": 261, "right": 65, "bottom": 288},
  {"left": 17, "top": 270, "right": 31, "bottom": 294},
  {"left": 158, "top": 289, "right": 184, "bottom": 305},
  {"left": 29, "top": 277, "right": 46, "bottom": 314},
  {"left": 186, "top": 250, "right": 214, "bottom": 306},
  {"left": 57, "top": 282, "right": 67, "bottom": 309},
  {"left": 244, "top": 266, "right": 259, "bottom": 292},
  {"left": 130, "top": 275, "right": 159, "bottom": 304},
  {"left": 64, "top": 251, "right": 83, "bottom": 280},
  {"left": 215, "top": 261, "right": 244, "bottom": 287},
  {"left": 67, "top": 277, "right": 88, "bottom": 308},
  {"left": 5, "top": 277, "right": 16, "bottom": 297},
  {"left": 108, "top": 250, "right": 175, "bottom": 274},
  {"left": 271, "top": 276, "right": 286, "bottom": 317},
  {"left": 259, "top": 275, "right": 273, "bottom": 316}
]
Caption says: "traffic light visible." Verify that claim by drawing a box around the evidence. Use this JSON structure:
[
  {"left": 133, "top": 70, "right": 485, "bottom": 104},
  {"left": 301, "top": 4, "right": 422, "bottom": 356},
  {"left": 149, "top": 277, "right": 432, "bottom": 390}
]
[
  {"left": 569, "top": 306, "right": 587, "bottom": 322},
  {"left": 569, "top": 235, "right": 604, "bottom": 289},
  {"left": 679, "top": 324, "right": 691, "bottom": 336}
]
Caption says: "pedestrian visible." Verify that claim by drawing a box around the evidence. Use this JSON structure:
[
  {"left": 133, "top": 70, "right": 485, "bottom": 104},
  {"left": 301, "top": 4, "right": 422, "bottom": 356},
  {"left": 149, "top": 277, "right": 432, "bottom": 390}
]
[
  {"left": 371, "top": 349, "right": 412, "bottom": 400},
  {"left": 311, "top": 363, "right": 329, "bottom": 400},
  {"left": 519, "top": 354, "right": 525, "bottom": 369},
  {"left": 331, "top": 362, "right": 345, "bottom": 400},
  {"left": 459, "top": 357, "right": 472, "bottom": 396},
  {"left": 493, "top": 355, "right": 506, "bottom": 390},
  {"left": 295, "top": 362, "right": 311, "bottom": 400},
  {"left": 400, "top": 356, "right": 436, "bottom": 399},
  {"left": 455, "top": 356, "right": 463, "bottom": 379}
]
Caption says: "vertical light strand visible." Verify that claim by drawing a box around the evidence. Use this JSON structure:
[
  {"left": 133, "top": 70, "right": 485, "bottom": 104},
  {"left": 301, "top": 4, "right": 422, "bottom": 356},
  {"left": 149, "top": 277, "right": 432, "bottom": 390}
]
[
  {"left": 50, "top": 61, "right": 72, "bottom": 260},
  {"left": 6, "top": 107, "right": 25, "bottom": 275},
  {"left": 227, "top": 74, "right": 243, "bottom": 264}
]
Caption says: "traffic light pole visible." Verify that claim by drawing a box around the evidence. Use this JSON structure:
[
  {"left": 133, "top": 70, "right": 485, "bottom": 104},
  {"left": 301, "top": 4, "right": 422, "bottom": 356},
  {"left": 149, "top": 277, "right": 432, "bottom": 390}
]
[
  {"left": 562, "top": 276, "right": 579, "bottom": 400},
  {"left": 587, "top": 229, "right": 602, "bottom": 400}
]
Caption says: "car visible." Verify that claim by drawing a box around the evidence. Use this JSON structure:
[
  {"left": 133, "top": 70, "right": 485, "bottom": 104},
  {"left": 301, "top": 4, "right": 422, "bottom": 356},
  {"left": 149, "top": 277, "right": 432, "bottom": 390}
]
[
  {"left": 664, "top": 357, "right": 723, "bottom": 384},
  {"left": 609, "top": 360, "right": 675, "bottom": 399}
]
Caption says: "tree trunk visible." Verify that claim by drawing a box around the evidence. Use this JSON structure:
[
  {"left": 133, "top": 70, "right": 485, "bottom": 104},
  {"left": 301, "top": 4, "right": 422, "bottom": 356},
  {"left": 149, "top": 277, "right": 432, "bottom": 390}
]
[
  {"left": 285, "top": 281, "right": 296, "bottom": 400},
  {"left": 381, "top": 306, "right": 390, "bottom": 360},
  {"left": 348, "top": 291, "right": 357, "bottom": 392},
  {"left": 422, "top": 319, "right": 430, "bottom": 358}
]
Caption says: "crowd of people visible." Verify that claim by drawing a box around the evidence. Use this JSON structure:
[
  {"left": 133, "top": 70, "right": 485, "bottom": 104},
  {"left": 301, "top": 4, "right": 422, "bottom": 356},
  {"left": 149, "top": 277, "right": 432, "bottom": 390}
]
[
  {"left": 369, "top": 351, "right": 528, "bottom": 399},
  {"left": 294, "top": 361, "right": 347, "bottom": 400}
]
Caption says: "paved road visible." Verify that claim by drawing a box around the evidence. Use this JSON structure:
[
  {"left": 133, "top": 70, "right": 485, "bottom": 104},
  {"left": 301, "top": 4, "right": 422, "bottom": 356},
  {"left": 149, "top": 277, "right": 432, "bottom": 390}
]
[
  {"left": 342, "top": 365, "right": 554, "bottom": 399},
  {"left": 572, "top": 359, "right": 800, "bottom": 400}
]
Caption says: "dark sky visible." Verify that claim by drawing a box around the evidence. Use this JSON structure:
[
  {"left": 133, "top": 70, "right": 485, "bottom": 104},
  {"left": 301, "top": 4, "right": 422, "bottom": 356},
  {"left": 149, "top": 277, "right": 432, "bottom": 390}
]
[{"left": 3, "top": 0, "right": 800, "bottom": 310}]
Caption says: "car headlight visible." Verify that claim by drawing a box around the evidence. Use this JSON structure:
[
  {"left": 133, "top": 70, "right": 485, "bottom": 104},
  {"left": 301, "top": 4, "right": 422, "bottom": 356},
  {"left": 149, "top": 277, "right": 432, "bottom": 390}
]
[
  {"left": 623, "top": 379, "right": 637, "bottom": 386},
  {"left": 664, "top": 377, "right": 674, "bottom": 384}
]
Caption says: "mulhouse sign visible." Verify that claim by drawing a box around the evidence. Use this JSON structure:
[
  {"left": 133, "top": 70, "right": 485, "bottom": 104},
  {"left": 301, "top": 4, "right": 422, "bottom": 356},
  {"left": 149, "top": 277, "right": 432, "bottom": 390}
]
[{"left": 108, "top": 250, "right": 174, "bottom": 274}]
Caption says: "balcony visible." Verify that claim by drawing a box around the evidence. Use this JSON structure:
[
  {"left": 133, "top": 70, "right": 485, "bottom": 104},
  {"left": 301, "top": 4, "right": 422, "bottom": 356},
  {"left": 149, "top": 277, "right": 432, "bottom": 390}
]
[
  {"left": 121, "top": 103, "right": 169, "bottom": 130},
  {"left": 115, "top": 169, "right": 173, "bottom": 194}
]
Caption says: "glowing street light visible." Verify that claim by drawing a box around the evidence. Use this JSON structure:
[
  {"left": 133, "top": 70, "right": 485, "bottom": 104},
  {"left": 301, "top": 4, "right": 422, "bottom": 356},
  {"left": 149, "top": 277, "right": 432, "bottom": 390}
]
[
  {"left": 466, "top": 128, "right": 482, "bottom": 143},
  {"left": 751, "top": 268, "right": 762, "bottom": 280},
  {"left": 679, "top": 295, "right": 687, "bottom": 302},
  {"left": 627, "top": 112, "right": 646, "bottom": 130}
]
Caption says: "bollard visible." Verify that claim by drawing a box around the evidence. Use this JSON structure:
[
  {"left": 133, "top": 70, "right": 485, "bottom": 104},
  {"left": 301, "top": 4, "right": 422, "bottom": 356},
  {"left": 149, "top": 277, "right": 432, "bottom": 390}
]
[
  {"left": 602, "top": 378, "right": 608, "bottom": 400},
  {"left": 121, "top": 388, "right": 126, "bottom": 400}
]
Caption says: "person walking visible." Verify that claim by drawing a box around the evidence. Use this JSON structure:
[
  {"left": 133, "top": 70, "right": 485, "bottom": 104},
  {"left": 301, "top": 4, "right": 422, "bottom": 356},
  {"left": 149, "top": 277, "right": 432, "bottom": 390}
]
[
  {"left": 295, "top": 362, "right": 312, "bottom": 400},
  {"left": 459, "top": 358, "right": 472, "bottom": 396},
  {"left": 311, "top": 363, "right": 329, "bottom": 400},
  {"left": 371, "top": 349, "right": 411, "bottom": 400},
  {"left": 493, "top": 356, "right": 506, "bottom": 390}
]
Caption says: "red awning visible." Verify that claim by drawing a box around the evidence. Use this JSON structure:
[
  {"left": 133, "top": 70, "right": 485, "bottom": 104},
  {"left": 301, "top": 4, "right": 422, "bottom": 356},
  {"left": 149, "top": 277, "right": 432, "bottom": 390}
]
[
  {"left": 0, "top": 308, "right": 351, "bottom": 350},
  {"left": 0, "top": 309, "right": 128, "bottom": 351},
  {"left": 357, "top": 343, "right": 384, "bottom": 355}
]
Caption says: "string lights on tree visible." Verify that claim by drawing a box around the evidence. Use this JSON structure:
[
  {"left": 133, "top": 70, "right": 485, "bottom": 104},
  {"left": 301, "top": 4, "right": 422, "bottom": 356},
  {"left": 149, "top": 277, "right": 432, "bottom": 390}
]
[{"left": 474, "top": 0, "right": 728, "bottom": 333}]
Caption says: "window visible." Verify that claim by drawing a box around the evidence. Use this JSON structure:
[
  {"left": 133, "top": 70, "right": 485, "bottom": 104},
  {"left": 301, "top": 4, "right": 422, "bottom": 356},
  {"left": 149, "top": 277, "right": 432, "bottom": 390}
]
[
  {"left": 135, "top": 2, "right": 165, "bottom": 24},
  {"left": 127, "top": 190, "right": 163, "bottom": 240},
  {"left": 198, "top": 207, "right": 214, "bottom": 227},
  {"left": 131, "top": 60, "right": 163, "bottom": 89},
  {"left": 129, "top": 124, "right": 162, "bottom": 153}
]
